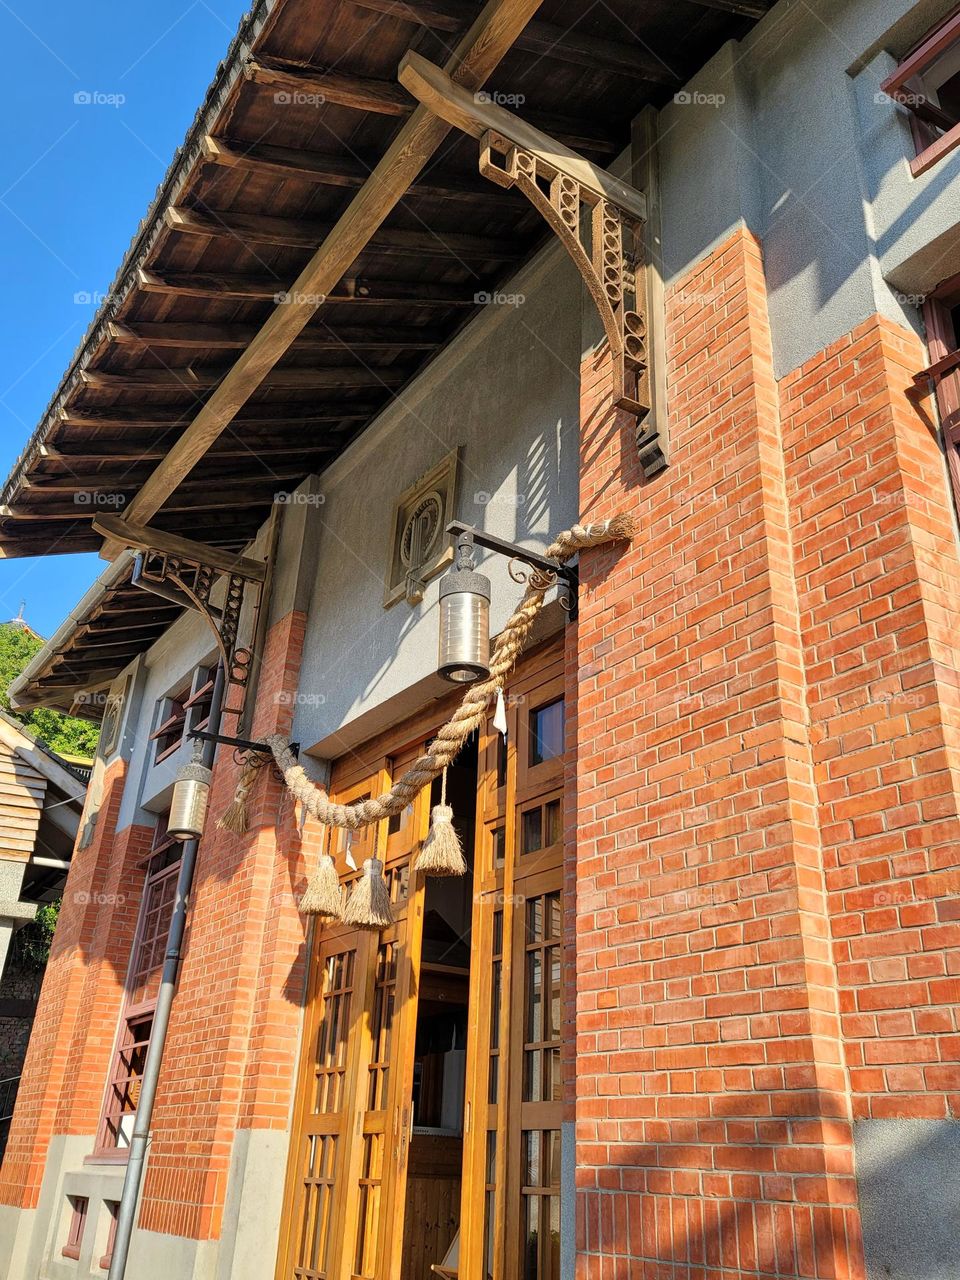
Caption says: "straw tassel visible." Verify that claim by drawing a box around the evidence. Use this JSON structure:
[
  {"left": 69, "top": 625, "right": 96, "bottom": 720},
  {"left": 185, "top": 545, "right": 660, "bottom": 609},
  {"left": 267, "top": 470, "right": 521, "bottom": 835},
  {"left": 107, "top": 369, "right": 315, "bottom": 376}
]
[
  {"left": 415, "top": 768, "right": 466, "bottom": 878},
  {"left": 216, "top": 757, "right": 260, "bottom": 835},
  {"left": 343, "top": 857, "right": 393, "bottom": 930},
  {"left": 299, "top": 825, "right": 344, "bottom": 919}
]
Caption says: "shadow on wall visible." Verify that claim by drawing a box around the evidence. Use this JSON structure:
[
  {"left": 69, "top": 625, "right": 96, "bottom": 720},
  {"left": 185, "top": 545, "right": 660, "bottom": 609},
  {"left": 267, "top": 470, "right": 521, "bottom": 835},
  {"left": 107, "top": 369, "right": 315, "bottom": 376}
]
[{"left": 580, "top": 1086, "right": 959, "bottom": 1279}]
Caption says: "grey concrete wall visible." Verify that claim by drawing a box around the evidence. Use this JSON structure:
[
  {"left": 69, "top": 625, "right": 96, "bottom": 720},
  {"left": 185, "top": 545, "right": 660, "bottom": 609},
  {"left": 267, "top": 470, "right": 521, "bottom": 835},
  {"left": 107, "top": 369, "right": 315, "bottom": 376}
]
[
  {"left": 658, "top": 0, "right": 960, "bottom": 377},
  {"left": 855, "top": 1119, "right": 960, "bottom": 1279},
  {"left": 291, "top": 238, "right": 581, "bottom": 756}
]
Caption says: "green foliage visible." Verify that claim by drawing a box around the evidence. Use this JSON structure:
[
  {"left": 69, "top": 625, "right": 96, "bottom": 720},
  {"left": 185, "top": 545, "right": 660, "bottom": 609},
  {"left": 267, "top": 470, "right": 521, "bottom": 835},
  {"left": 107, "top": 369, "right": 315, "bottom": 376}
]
[
  {"left": 0, "top": 622, "right": 99, "bottom": 760},
  {"left": 11, "top": 900, "right": 61, "bottom": 972}
]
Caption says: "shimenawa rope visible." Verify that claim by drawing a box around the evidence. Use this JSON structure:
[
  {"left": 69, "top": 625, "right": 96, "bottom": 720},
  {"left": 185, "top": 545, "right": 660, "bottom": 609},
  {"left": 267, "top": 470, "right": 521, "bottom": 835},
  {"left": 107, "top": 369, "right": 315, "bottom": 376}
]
[{"left": 266, "top": 514, "right": 636, "bottom": 830}]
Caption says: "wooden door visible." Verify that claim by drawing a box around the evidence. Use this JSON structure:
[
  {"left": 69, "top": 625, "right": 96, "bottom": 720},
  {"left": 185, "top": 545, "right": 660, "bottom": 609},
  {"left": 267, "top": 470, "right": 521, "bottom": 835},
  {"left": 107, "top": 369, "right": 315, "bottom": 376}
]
[
  {"left": 277, "top": 756, "right": 431, "bottom": 1280},
  {"left": 461, "top": 643, "right": 567, "bottom": 1280}
]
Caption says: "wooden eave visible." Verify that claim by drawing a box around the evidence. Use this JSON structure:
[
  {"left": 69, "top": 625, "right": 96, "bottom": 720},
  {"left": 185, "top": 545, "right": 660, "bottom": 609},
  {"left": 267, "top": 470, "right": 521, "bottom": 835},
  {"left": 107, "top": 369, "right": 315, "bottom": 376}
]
[{"left": 1, "top": 0, "right": 768, "bottom": 705}]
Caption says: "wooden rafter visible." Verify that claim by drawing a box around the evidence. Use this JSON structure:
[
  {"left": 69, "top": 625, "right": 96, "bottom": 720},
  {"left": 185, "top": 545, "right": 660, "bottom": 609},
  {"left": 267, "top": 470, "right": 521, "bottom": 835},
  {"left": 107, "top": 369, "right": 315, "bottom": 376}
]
[
  {"left": 101, "top": 0, "right": 550, "bottom": 557},
  {"left": 687, "top": 0, "right": 769, "bottom": 16},
  {"left": 349, "top": 0, "right": 682, "bottom": 83},
  {"left": 201, "top": 136, "right": 506, "bottom": 203},
  {"left": 165, "top": 206, "right": 521, "bottom": 261},
  {"left": 244, "top": 54, "right": 410, "bottom": 115},
  {"left": 107, "top": 321, "right": 444, "bottom": 352},
  {"left": 136, "top": 268, "right": 477, "bottom": 306},
  {"left": 79, "top": 366, "right": 407, "bottom": 392},
  {"left": 242, "top": 54, "right": 615, "bottom": 152}
]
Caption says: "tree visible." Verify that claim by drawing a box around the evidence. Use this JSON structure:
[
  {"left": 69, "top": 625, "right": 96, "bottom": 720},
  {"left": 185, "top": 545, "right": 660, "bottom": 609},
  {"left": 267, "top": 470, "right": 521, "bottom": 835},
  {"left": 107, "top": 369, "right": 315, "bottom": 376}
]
[{"left": 0, "top": 623, "right": 99, "bottom": 759}]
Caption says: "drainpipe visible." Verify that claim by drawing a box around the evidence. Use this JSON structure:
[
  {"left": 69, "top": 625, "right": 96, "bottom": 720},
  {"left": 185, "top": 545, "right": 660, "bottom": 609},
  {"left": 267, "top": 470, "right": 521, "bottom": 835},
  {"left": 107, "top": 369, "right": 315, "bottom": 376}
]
[{"left": 107, "top": 661, "right": 227, "bottom": 1280}]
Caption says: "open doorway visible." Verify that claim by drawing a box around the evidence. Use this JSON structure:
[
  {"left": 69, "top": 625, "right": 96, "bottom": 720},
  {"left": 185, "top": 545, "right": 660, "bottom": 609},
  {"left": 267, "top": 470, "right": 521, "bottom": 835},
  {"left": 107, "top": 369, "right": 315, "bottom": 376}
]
[{"left": 399, "top": 736, "right": 477, "bottom": 1279}]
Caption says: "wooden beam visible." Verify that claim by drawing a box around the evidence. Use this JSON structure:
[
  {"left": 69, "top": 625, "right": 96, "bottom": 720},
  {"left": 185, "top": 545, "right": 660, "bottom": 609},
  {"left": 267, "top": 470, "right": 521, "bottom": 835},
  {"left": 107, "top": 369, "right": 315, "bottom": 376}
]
[
  {"left": 93, "top": 516, "right": 267, "bottom": 579},
  {"left": 79, "top": 366, "right": 407, "bottom": 392},
  {"left": 56, "top": 404, "right": 383, "bottom": 431},
  {"left": 686, "top": 0, "right": 769, "bottom": 16},
  {"left": 164, "top": 205, "right": 521, "bottom": 261},
  {"left": 22, "top": 467, "right": 313, "bottom": 496},
  {"left": 201, "top": 135, "right": 504, "bottom": 203},
  {"left": 244, "top": 54, "right": 411, "bottom": 114},
  {"left": 350, "top": 0, "right": 681, "bottom": 83},
  {"left": 107, "top": 321, "right": 444, "bottom": 352},
  {"left": 398, "top": 51, "right": 647, "bottom": 218},
  {"left": 5, "top": 482, "right": 297, "bottom": 519},
  {"left": 137, "top": 267, "right": 477, "bottom": 306},
  {"left": 105, "top": 0, "right": 549, "bottom": 556},
  {"left": 242, "top": 57, "right": 614, "bottom": 152}
]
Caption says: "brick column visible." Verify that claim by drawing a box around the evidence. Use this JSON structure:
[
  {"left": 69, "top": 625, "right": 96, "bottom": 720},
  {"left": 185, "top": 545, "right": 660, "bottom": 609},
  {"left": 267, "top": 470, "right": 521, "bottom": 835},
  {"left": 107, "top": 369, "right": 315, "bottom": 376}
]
[
  {"left": 572, "top": 228, "right": 862, "bottom": 1279},
  {"left": 137, "top": 608, "right": 311, "bottom": 1240},
  {"left": 781, "top": 318, "right": 960, "bottom": 1120},
  {"left": 0, "top": 762, "right": 150, "bottom": 1208}
]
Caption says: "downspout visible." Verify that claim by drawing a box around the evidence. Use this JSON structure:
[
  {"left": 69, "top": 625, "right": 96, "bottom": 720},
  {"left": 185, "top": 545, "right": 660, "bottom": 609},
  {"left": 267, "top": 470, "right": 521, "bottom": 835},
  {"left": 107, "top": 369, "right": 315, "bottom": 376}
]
[{"left": 107, "top": 661, "right": 227, "bottom": 1280}]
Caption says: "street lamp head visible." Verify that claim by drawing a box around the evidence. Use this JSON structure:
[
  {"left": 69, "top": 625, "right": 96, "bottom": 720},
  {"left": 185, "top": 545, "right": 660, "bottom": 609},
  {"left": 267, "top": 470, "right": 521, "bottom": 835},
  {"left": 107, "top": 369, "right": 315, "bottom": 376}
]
[{"left": 438, "top": 531, "right": 491, "bottom": 683}]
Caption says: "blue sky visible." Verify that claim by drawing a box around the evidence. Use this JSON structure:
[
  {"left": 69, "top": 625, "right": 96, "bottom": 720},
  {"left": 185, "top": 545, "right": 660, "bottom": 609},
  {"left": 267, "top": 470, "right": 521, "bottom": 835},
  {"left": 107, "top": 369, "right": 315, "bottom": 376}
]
[{"left": 0, "top": 0, "right": 246, "bottom": 637}]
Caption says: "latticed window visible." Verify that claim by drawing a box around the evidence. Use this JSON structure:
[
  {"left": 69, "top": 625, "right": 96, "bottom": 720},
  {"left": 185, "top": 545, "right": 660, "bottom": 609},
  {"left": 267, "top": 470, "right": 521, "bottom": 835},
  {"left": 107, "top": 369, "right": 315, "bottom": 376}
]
[
  {"left": 921, "top": 281, "right": 960, "bottom": 523},
  {"left": 95, "top": 816, "right": 181, "bottom": 1155}
]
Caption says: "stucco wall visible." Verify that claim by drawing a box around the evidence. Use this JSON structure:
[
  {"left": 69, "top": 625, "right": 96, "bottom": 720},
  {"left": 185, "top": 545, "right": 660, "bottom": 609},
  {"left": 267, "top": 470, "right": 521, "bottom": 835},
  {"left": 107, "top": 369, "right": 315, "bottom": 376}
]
[
  {"left": 291, "top": 237, "right": 582, "bottom": 755},
  {"left": 658, "top": 0, "right": 960, "bottom": 377}
]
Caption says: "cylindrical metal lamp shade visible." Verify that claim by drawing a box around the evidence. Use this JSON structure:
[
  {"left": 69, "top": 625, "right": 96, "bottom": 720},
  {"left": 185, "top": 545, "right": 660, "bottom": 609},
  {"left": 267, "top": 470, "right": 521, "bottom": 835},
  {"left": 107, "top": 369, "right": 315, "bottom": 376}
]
[
  {"left": 168, "top": 761, "right": 213, "bottom": 841},
  {"left": 438, "top": 567, "right": 491, "bottom": 682}
]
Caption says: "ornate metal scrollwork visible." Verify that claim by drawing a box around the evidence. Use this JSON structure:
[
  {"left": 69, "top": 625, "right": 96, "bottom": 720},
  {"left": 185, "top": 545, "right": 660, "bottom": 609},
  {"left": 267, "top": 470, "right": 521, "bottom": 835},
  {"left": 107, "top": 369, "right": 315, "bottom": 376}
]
[
  {"left": 478, "top": 130, "right": 666, "bottom": 480},
  {"left": 135, "top": 549, "right": 263, "bottom": 690}
]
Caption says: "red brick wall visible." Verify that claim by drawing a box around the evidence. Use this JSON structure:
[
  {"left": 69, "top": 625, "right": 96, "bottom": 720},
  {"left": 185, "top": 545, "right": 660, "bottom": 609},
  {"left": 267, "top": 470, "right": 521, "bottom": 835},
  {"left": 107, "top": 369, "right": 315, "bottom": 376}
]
[
  {"left": 0, "top": 760, "right": 151, "bottom": 1208},
  {"left": 570, "top": 225, "right": 960, "bottom": 1279},
  {"left": 137, "top": 608, "right": 313, "bottom": 1239},
  {"left": 781, "top": 318, "right": 960, "bottom": 1119}
]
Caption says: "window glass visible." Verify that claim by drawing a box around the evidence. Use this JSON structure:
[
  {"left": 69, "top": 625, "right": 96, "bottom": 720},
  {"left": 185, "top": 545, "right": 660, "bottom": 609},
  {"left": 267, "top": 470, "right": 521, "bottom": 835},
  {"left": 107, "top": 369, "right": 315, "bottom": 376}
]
[{"left": 529, "top": 699, "right": 564, "bottom": 767}]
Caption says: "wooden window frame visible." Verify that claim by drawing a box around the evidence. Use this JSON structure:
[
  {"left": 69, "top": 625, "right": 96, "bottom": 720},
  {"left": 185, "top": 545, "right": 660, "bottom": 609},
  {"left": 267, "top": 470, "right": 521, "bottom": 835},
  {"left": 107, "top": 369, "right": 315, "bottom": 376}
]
[
  {"left": 99, "top": 1200, "right": 120, "bottom": 1271},
  {"left": 62, "top": 1195, "right": 89, "bottom": 1260},
  {"left": 922, "top": 284, "right": 960, "bottom": 520},
  {"left": 881, "top": 5, "right": 960, "bottom": 175},
  {"left": 93, "top": 817, "right": 181, "bottom": 1160},
  {"left": 150, "top": 664, "right": 213, "bottom": 764}
]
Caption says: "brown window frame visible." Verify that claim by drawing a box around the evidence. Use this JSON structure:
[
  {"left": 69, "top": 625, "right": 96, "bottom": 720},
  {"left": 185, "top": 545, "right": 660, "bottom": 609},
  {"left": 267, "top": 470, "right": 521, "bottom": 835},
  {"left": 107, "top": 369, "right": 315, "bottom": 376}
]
[
  {"left": 150, "top": 665, "right": 213, "bottom": 764},
  {"left": 99, "top": 1200, "right": 120, "bottom": 1270},
  {"left": 881, "top": 5, "right": 960, "bottom": 175},
  {"left": 920, "top": 277, "right": 960, "bottom": 521},
  {"left": 62, "top": 1195, "right": 88, "bottom": 1260},
  {"left": 93, "top": 817, "right": 181, "bottom": 1159}
]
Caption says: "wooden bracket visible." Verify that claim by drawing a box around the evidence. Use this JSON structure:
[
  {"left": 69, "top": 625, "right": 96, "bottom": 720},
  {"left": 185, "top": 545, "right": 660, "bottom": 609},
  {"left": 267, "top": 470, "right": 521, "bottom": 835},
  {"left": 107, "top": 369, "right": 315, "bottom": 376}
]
[
  {"left": 398, "top": 51, "right": 666, "bottom": 478},
  {"left": 94, "top": 514, "right": 266, "bottom": 689}
]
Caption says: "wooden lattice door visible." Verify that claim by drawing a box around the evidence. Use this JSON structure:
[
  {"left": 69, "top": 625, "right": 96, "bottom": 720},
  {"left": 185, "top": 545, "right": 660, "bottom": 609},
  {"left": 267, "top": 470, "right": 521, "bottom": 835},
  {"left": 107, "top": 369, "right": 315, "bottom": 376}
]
[
  {"left": 461, "top": 642, "right": 567, "bottom": 1280},
  {"left": 276, "top": 761, "right": 430, "bottom": 1280}
]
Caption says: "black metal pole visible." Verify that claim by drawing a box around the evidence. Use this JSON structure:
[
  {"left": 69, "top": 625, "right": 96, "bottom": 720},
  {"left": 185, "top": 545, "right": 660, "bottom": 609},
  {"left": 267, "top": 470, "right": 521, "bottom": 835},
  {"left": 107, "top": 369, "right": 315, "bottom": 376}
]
[{"left": 107, "top": 662, "right": 227, "bottom": 1280}]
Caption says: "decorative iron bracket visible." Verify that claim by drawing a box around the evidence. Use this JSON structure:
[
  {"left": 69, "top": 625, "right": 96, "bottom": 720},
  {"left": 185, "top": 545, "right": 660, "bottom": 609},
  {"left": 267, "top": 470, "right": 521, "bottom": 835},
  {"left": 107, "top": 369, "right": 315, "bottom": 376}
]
[
  {"left": 478, "top": 130, "right": 666, "bottom": 479},
  {"left": 446, "top": 521, "right": 578, "bottom": 620},
  {"left": 131, "top": 549, "right": 260, "bottom": 690}
]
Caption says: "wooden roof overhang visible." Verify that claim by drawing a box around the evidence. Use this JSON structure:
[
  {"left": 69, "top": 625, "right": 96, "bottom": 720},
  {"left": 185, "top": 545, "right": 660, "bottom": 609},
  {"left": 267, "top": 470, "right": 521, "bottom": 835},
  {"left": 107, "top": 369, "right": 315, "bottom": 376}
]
[{"left": 2, "top": 0, "right": 769, "bottom": 710}]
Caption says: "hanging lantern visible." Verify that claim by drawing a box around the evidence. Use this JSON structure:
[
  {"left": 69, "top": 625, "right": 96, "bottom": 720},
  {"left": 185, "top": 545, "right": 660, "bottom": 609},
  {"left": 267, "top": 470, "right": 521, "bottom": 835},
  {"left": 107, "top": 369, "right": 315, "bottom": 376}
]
[
  {"left": 168, "top": 752, "right": 213, "bottom": 842},
  {"left": 438, "top": 530, "right": 491, "bottom": 683}
]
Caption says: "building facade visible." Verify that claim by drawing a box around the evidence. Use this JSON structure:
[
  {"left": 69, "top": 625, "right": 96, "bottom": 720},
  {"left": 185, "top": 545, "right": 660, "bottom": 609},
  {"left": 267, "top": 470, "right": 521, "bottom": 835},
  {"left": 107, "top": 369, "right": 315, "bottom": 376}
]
[{"left": 1, "top": 0, "right": 959, "bottom": 1278}]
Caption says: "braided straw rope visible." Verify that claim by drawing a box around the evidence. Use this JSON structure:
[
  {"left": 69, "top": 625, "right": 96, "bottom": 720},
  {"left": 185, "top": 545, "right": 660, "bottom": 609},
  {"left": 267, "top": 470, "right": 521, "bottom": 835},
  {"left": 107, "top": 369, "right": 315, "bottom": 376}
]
[{"left": 267, "top": 514, "right": 636, "bottom": 829}]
